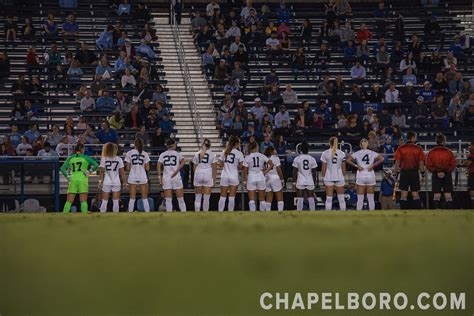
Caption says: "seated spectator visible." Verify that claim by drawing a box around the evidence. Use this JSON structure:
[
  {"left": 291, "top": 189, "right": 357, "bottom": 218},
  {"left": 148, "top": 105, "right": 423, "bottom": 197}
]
[
  {"left": 229, "top": 36, "right": 245, "bottom": 55},
  {"left": 314, "top": 43, "right": 331, "bottom": 73},
  {"left": 223, "top": 79, "right": 239, "bottom": 97},
  {"left": 432, "top": 72, "right": 449, "bottom": 96},
  {"left": 26, "top": 46, "right": 40, "bottom": 69},
  {"left": 46, "top": 44, "right": 62, "bottom": 65},
  {"left": 449, "top": 35, "right": 464, "bottom": 57},
  {"left": 214, "top": 59, "right": 228, "bottom": 81},
  {"left": 141, "top": 23, "right": 157, "bottom": 43},
  {"left": 266, "top": 32, "right": 282, "bottom": 56},
  {"left": 318, "top": 75, "right": 333, "bottom": 96},
  {"left": 125, "top": 105, "right": 144, "bottom": 129},
  {"left": 96, "top": 90, "right": 116, "bottom": 113},
  {"left": 260, "top": 134, "right": 274, "bottom": 153},
  {"left": 356, "top": 23, "right": 373, "bottom": 43},
  {"left": 268, "top": 86, "right": 283, "bottom": 104},
  {"left": 67, "top": 59, "right": 83, "bottom": 81},
  {"left": 343, "top": 40, "right": 356, "bottom": 65},
  {"left": 350, "top": 61, "right": 366, "bottom": 81},
  {"left": 274, "top": 135, "right": 288, "bottom": 154},
  {"left": 0, "top": 52, "right": 10, "bottom": 80},
  {"left": 37, "top": 142, "right": 58, "bottom": 159},
  {"left": 448, "top": 94, "right": 464, "bottom": 118},
  {"left": 90, "top": 74, "right": 108, "bottom": 96},
  {"left": 375, "top": 46, "right": 390, "bottom": 76},
  {"left": 117, "top": 0, "right": 131, "bottom": 16},
  {"left": 231, "top": 61, "right": 245, "bottom": 87},
  {"left": 356, "top": 39, "right": 370, "bottom": 62},
  {"left": 249, "top": 98, "right": 264, "bottom": 121},
  {"left": 419, "top": 81, "right": 436, "bottom": 105},
  {"left": 43, "top": 13, "right": 58, "bottom": 37},
  {"left": 292, "top": 47, "right": 308, "bottom": 80},
  {"left": 399, "top": 53, "right": 417, "bottom": 74},
  {"left": 16, "top": 136, "right": 33, "bottom": 155},
  {"left": 120, "top": 39, "right": 136, "bottom": 59},
  {"left": 135, "top": 125, "right": 149, "bottom": 146},
  {"left": 443, "top": 52, "right": 457, "bottom": 71},
  {"left": 134, "top": 2, "right": 151, "bottom": 21},
  {"left": 311, "top": 112, "right": 324, "bottom": 128},
  {"left": 29, "top": 76, "right": 45, "bottom": 98},
  {"left": 385, "top": 83, "right": 401, "bottom": 103},
  {"left": 4, "top": 16, "right": 18, "bottom": 42},
  {"left": 221, "top": 112, "right": 234, "bottom": 130},
  {"left": 95, "top": 57, "right": 113, "bottom": 80},
  {"left": 282, "top": 85, "right": 298, "bottom": 104},
  {"left": 96, "top": 25, "right": 114, "bottom": 50},
  {"left": 431, "top": 95, "right": 448, "bottom": 119},
  {"left": 402, "top": 67, "right": 417, "bottom": 85},
  {"left": 374, "top": 2, "right": 390, "bottom": 35},
  {"left": 74, "top": 42, "right": 96, "bottom": 66},
  {"left": 202, "top": 46, "right": 215, "bottom": 75},
  {"left": 277, "top": 2, "right": 291, "bottom": 23},
  {"left": 449, "top": 72, "right": 464, "bottom": 95},
  {"left": 367, "top": 84, "right": 384, "bottom": 103},
  {"left": 155, "top": 101, "right": 169, "bottom": 120},
  {"left": 108, "top": 112, "right": 124, "bottom": 130},
  {"left": 21, "top": 17, "right": 36, "bottom": 39},
  {"left": 340, "top": 21, "right": 356, "bottom": 44},
  {"left": 401, "top": 82, "right": 417, "bottom": 104},
  {"left": 97, "top": 121, "right": 118, "bottom": 144},
  {"left": 115, "top": 91, "right": 131, "bottom": 114},
  {"left": 362, "top": 107, "right": 376, "bottom": 124},
  {"left": 350, "top": 84, "right": 366, "bottom": 103},
  {"left": 24, "top": 123, "right": 40, "bottom": 144},
  {"left": 368, "top": 131, "right": 380, "bottom": 152},
  {"left": 392, "top": 108, "right": 407, "bottom": 128},
  {"left": 233, "top": 114, "right": 243, "bottom": 130},
  {"left": 23, "top": 100, "right": 39, "bottom": 121},
  {"left": 62, "top": 14, "right": 78, "bottom": 36},
  {"left": 136, "top": 40, "right": 155, "bottom": 60},
  {"left": 152, "top": 127, "right": 166, "bottom": 148},
  {"left": 159, "top": 113, "right": 174, "bottom": 134},
  {"left": 121, "top": 68, "right": 137, "bottom": 88}
]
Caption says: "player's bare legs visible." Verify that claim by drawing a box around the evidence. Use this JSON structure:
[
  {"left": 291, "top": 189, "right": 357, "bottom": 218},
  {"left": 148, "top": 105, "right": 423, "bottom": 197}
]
[
  {"left": 227, "top": 185, "right": 237, "bottom": 211},
  {"left": 194, "top": 186, "right": 203, "bottom": 212},
  {"left": 257, "top": 190, "right": 266, "bottom": 211},
  {"left": 202, "top": 186, "right": 212, "bottom": 211},
  {"left": 219, "top": 186, "right": 229, "bottom": 212},
  {"left": 63, "top": 193, "right": 76, "bottom": 213},
  {"left": 175, "top": 188, "right": 186, "bottom": 212},
  {"left": 335, "top": 185, "right": 346, "bottom": 211},
  {"left": 248, "top": 190, "right": 257, "bottom": 211},
  {"left": 128, "top": 184, "right": 137, "bottom": 212},
  {"left": 307, "top": 190, "right": 316, "bottom": 210},
  {"left": 325, "top": 185, "right": 334, "bottom": 211}
]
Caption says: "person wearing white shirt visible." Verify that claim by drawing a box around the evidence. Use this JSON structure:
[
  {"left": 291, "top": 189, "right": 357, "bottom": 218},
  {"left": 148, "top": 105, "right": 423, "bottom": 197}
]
[
  {"left": 320, "top": 137, "right": 347, "bottom": 211},
  {"left": 80, "top": 89, "right": 95, "bottom": 112},
  {"left": 98, "top": 142, "right": 126, "bottom": 212},
  {"left": 384, "top": 83, "right": 401, "bottom": 103},
  {"left": 243, "top": 142, "right": 272, "bottom": 211},
  {"left": 264, "top": 146, "right": 285, "bottom": 211},
  {"left": 206, "top": 0, "right": 220, "bottom": 16},
  {"left": 218, "top": 135, "right": 244, "bottom": 212},
  {"left": 192, "top": 139, "right": 217, "bottom": 212},
  {"left": 158, "top": 139, "right": 186, "bottom": 212},
  {"left": 125, "top": 138, "right": 151, "bottom": 212},
  {"left": 292, "top": 141, "right": 318, "bottom": 211}
]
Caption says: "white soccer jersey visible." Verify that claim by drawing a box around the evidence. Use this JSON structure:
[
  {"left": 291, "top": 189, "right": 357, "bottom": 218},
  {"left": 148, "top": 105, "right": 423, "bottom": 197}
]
[
  {"left": 125, "top": 149, "right": 150, "bottom": 183},
  {"left": 292, "top": 154, "right": 318, "bottom": 186},
  {"left": 266, "top": 155, "right": 281, "bottom": 177},
  {"left": 321, "top": 149, "right": 346, "bottom": 182},
  {"left": 351, "top": 149, "right": 379, "bottom": 177},
  {"left": 192, "top": 149, "right": 216, "bottom": 173},
  {"left": 244, "top": 152, "right": 269, "bottom": 182},
  {"left": 219, "top": 148, "right": 244, "bottom": 180},
  {"left": 100, "top": 156, "right": 124, "bottom": 186},
  {"left": 158, "top": 150, "right": 184, "bottom": 179}
]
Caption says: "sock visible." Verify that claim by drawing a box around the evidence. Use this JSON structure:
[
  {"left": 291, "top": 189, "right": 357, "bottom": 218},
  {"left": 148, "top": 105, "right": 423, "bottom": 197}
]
[
  {"left": 112, "top": 200, "right": 119, "bottom": 212},
  {"left": 63, "top": 201, "right": 72, "bottom": 213},
  {"left": 308, "top": 197, "right": 316, "bottom": 211},
  {"left": 142, "top": 199, "right": 150, "bottom": 212},
  {"left": 367, "top": 194, "right": 375, "bottom": 210},
  {"left": 266, "top": 202, "right": 272, "bottom": 211},
  {"left": 100, "top": 200, "right": 108, "bottom": 213},
  {"left": 259, "top": 201, "right": 266, "bottom": 211},
  {"left": 337, "top": 194, "right": 346, "bottom": 211},
  {"left": 325, "top": 196, "right": 333, "bottom": 211},
  {"left": 202, "top": 194, "right": 210, "bottom": 211},
  {"left": 400, "top": 198, "right": 408, "bottom": 210},
  {"left": 432, "top": 199, "right": 440, "bottom": 209},
  {"left": 445, "top": 199, "right": 453, "bottom": 209},
  {"left": 194, "top": 193, "right": 202, "bottom": 212},
  {"left": 412, "top": 198, "right": 421, "bottom": 210},
  {"left": 80, "top": 201, "right": 88, "bottom": 213},
  {"left": 128, "top": 199, "right": 135, "bottom": 212},
  {"left": 165, "top": 198, "right": 173, "bottom": 212},
  {"left": 228, "top": 197, "right": 235, "bottom": 211},
  {"left": 277, "top": 201, "right": 284, "bottom": 211},
  {"left": 356, "top": 194, "right": 364, "bottom": 210},
  {"left": 218, "top": 196, "right": 226, "bottom": 212},
  {"left": 296, "top": 197, "right": 304, "bottom": 211},
  {"left": 249, "top": 200, "right": 256, "bottom": 211},
  {"left": 178, "top": 197, "right": 186, "bottom": 212}
]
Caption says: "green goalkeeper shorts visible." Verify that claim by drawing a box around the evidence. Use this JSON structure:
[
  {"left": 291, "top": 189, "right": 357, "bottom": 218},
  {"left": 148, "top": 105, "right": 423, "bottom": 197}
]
[{"left": 68, "top": 179, "right": 89, "bottom": 194}]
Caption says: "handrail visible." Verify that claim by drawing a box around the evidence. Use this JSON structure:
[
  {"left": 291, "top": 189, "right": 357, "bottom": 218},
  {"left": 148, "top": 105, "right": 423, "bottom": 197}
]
[{"left": 170, "top": 6, "right": 204, "bottom": 145}]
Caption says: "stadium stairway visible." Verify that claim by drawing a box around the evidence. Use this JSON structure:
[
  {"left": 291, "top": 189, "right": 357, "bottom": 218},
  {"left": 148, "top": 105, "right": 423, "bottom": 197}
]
[{"left": 153, "top": 15, "right": 223, "bottom": 159}]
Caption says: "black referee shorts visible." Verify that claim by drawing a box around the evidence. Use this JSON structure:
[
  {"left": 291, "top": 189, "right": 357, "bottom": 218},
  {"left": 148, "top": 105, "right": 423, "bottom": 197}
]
[
  {"left": 431, "top": 172, "right": 453, "bottom": 193},
  {"left": 399, "top": 169, "right": 420, "bottom": 191},
  {"left": 468, "top": 173, "right": 474, "bottom": 191}
]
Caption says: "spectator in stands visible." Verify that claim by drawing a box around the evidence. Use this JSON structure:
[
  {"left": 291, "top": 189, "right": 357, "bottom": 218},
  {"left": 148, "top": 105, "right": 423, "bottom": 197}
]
[
  {"left": 315, "top": 100, "right": 331, "bottom": 121},
  {"left": 449, "top": 72, "right": 464, "bottom": 95},
  {"left": 21, "top": 17, "right": 36, "bottom": 39},
  {"left": 402, "top": 67, "right": 417, "bottom": 85},
  {"left": 401, "top": 82, "right": 417, "bottom": 104},
  {"left": 0, "top": 51, "right": 10, "bottom": 80},
  {"left": 117, "top": 0, "right": 131, "bottom": 16},
  {"left": 46, "top": 44, "right": 61, "bottom": 65},
  {"left": 367, "top": 83, "right": 384, "bottom": 103},
  {"left": 90, "top": 74, "right": 107, "bottom": 97},
  {"left": 374, "top": 2, "right": 389, "bottom": 35},
  {"left": 26, "top": 46, "right": 40, "bottom": 76},
  {"left": 266, "top": 32, "right": 282, "bottom": 59},
  {"left": 363, "top": 107, "right": 376, "bottom": 124},
  {"left": 277, "top": 2, "right": 291, "bottom": 23},
  {"left": 311, "top": 112, "right": 324, "bottom": 129},
  {"left": 343, "top": 40, "right": 356, "bottom": 66},
  {"left": 408, "top": 34, "right": 424, "bottom": 64},
  {"left": 159, "top": 113, "right": 174, "bottom": 134},
  {"left": 67, "top": 59, "right": 83, "bottom": 82},
  {"left": 121, "top": 68, "right": 137, "bottom": 88},
  {"left": 11, "top": 74, "right": 28, "bottom": 96},
  {"left": 96, "top": 57, "right": 113, "bottom": 80},
  {"left": 419, "top": 81, "right": 436, "bottom": 105},
  {"left": 260, "top": 133, "right": 274, "bottom": 153},
  {"left": 16, "top": 136, "right": 33, "bottom": 156},
  {"left": 62, "top": 14, "right": 78, "bottom": 36},
  {"left": 7, "top": 124, "right": 21, "bottom": 147},
  {"left": 97, "top": 121, "right": 118, "bottom": 144},
  {"left": 390, "top": 41, "right": 404, "bottom": 65},
  {"left": 145, "top": 109, "right": 160, "bottom": 129},
  {"left": 350, "top": 61, "right": 366, "bottom": 82},
  {"left": 156, "top": 102, "right": 169, "bottom": 121},
  {"left": 134, "top": 2, "right": 150, "bottom": 21},
  {"left": 134, "top": 125, "right": 149, "bottom": 146},
  {"left": 249, "top": 98, "right": 264, "bottom": 121},
  {"left": 378, "top": 107, "right": 392, "bottom": 127},
  {"left": 231, "top": 61, "right": 245, "bottom": 88},
  {"left": 449, "top": 35, "right": 464, "bottom": 57},
  {"left": 392, "top": 108, "right": 407, "bottom": 128},
  {"left": 108, "top": 112, "right": 124, "bottom": 130},
  {"left": 399, "top": 53, "right": 417, "bottom": 74},
  {"left": 152, "top": 127, "right": 165, "bottom": 149},
  {"left": 350, "top": 84, "right": 365, "bottom": 103},
  {"left": 282, "top": 85, "right": 298, "bottom": 104},
  {"left": 314, "top": 43, "right": 331, "bottom": 74},
  {"left": 375, "top": 46, "right": 390, "bottom": 77},
  {"left": 432, "top": 72, "right": 449, "bottom": 96},
  {"left": 137, "top": 40, "right": 155, "bottom": 61},
  {"left": 24, "top": 123, "right": 40, "bottom": 144},
  {"left": 423, "top": 49, "right": 443, "bottom": 74},
  {"left": 356, "top": 39, "right": 370, "bottom": 63},
  {"left": 37, "top": 142, "right": 57, "bottom": 159},
  {"left": 23, "top": 100, "right": 39, "bottom": 121},
  {"left": 96, "top": 90, "right": 116, "bottom": 114},
  {"left": 64, "top": 125, "right": 77, "bottom": 144},
  {"left": 292, "top": 47, "right": 308, "bottom": 80},
  {"left": 202, "top": 46, "right": 215, "bottom": 76},
  {"left": 115, "top": 91, "right": 131, "bottom": 114},
  {"left": 448, "top": 94, "right": 464, "bottom": 118},
  {"left": 141, "top": 23, "right": 157, "bottom": 43},
  {"left": 431, "top": 95, "right": 448, "bottom": 120},
  {"left": 356, "top": 23, "right": 372, "bottom": 43},
  {"left": 221, "top": 112, "right": 234, "bottom": 130},
  {"left": 224, "top": 78, "right": 240, "bottom": 97},
  {"left": 214, "top": 59, "right": 229, "bottom": 81},
  {"left": 299, "top": 19, "right": 312, "bottom": 48},
  {"left": 385, "top": 83, "right": 401, "bottom": 103},
  {"left": 4, "top": 16, "right": 18, "bottom": 43},
  {"left": 340, "top": 21, "right": 355, "bottom": 45},
  {"left": 74, "top": 42, "right": 96, "bottom": 66},
  {"left": 96, "top": 25, "right": 114, "bottom": 50},
  {"left": 43, "top": 13, "right": 58, "bottom": 37},
  {"left": 125, "top": 105, "right": 144, "bottom": 129},
  {"left": 318, "top": 75, "right": 333, "bottom": 96}
]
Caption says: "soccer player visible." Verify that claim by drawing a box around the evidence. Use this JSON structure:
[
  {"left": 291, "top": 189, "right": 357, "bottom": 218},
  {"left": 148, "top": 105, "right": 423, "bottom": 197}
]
[
  {"left": 193, "top": 138, "right": 216, "bottom": 212},
  {"left": 321, "top": 137, "right": 347, "bottom": 211},
  {"left": 393, "top": 131, "right": 426, "bottom": 209},
  {"left": 467, "top": 141, "right": 474, "bottom": 208},
  {"left": 125, "top": 138, "right": 151, "bottom": 212},
  {"left": 243, "top": 142, "right": 272, "bottom": 211},
  {"left": 426, "top": 134, "right": 456, "bottom": 209},
  {"left": 98, "top": 142, "right": 126, "bottom": 212},
  {"left": 218, "top": 135, "right": 244, "bottom": 212},
  {"left": 347, "top": 139, "right": 384, "bottom": 210},
  {"left": 264, "top": 146, "right": 285, "bottom": 211},
  {"left": 292, "top": 141, "right": 318, "bottom": 211},
  {"left": 61, "top": 143, "right": 99, "bottom": 213},
  {"left": 158, "top": 139, "right": 186, "bottom": 212}
]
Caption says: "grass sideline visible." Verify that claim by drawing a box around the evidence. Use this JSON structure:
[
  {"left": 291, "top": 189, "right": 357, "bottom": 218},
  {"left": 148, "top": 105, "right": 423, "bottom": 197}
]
[{"left": 0, "top": 211, "right": 473, "bottom": 316}]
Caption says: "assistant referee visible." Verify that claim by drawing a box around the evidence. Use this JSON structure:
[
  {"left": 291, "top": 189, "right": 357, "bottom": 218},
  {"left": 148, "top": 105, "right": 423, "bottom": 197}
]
[
  {"left": 394, "top": 131, "right": 426, "bottom": 209},
  {"left": 426, "top": 134, "right": 456, "bottom": 209}
]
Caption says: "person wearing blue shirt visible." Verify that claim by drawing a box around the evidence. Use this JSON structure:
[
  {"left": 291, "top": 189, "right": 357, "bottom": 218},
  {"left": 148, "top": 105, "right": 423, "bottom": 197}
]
[
  {"left": 402, "top": 68, "right": 417, "bottom": 85},
  {"left": 344, "top": 182, "right": 358, "bottom": 209},
  {"left": 95, "top": 59, "right": 113, "bottom": 79},
  {"left": 374, "top": 2, "right": 390, "bottom": 35},
  {"left": 379, "top": 170, "right": 395, "bottom": 209},
  {"left": 62, "top": 14, "right": 78, "bottom": 35},
  {"left": 8, "top": 124, "right": 22, "bottom": 147},
  {"left": 114, "top": 51, "right": 127, "bottom": 75},
  {"left": 67, "top": 59, "right": 83, "bottom": 81},
  {"left": 24, "top": 124, "right": 41, "bottom": 144},
  {"left": 96, "top": 90, "right": 116, "bottom": 113},
  {"left": 419, "top": 81, "right": 436, "bottom": 104},
  {"left": 277, "top": 3, "right": 291, "bottom": 24},
  {"left": 96, "top": 26, "right": 114, "bottom": 50},
  {"left": 316, "top": 101, "right": 332, "bottom": 121},
  {"left": 136, "top": 40, "right": 155, "bottom": 60},
  {"left": 97, "top": 121, "right": 118, "bottom": 144},
  {"left": 159, "top": 113, "right": 174, "bottom": 134},
  {"left": 117, "top": 0, "right": 131, "bottom": 16}
]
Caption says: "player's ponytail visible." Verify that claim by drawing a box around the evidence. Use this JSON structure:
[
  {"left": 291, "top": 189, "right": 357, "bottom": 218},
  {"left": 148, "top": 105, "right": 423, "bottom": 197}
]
[
  {"left": 329, "top": 136, "right": 338, "bottom": 157},
  {"left": 248, "top": 141, "right": 258, "bottom": 153},
  {"left": 102, "top": 142, "right": 117, "bottom": 159},
  {"left": 135, "top": 138, "right": 144, "bottom": 154},
  {"left": 75, "top": 143, "right": 84, "bottom": 153},
  {"left": 360, "top": 138, "right": 368, "bottom": 150},
  {"left": 224, "top": 135, "right": 239, "bottom": 157},
  {"left": 200, "top": 138, "right": 211, "bottom": 162}
]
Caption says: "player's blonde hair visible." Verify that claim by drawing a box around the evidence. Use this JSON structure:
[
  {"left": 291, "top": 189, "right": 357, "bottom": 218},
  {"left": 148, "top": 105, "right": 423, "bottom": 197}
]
[
  {"left": 360, "top": 138, "right": 368, "bottom": 150},
  {"left": 329, "top": 136, "right": 338, "bottom": 157},
  {"left": 224, "top": 135, "right": 240, "bottom": 157},
  {"left": 101, "top": 142, "right": 118, "bottom": 159},
  {"left": 248, "top": 141, "right": 259, "bottom": 153},
  {"left": 199, "top": 138, "right": 211, "bottom": 162}
]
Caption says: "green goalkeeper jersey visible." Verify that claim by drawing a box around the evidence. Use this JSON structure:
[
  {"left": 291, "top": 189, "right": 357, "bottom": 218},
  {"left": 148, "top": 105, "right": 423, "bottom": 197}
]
[{"left": 61, "top": 153, "right": 98, "bottom": 181}]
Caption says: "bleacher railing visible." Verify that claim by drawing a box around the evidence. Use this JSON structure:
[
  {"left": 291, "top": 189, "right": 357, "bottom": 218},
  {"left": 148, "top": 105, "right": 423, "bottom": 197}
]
[{"left": 170, "top": 5, "right": 204, "bottom": 144}]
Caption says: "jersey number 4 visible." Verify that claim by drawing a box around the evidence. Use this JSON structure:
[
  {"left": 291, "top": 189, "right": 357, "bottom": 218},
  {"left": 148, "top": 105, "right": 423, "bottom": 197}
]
[{"left": 362, "top": 154, "right": 370, "bottom": 165}]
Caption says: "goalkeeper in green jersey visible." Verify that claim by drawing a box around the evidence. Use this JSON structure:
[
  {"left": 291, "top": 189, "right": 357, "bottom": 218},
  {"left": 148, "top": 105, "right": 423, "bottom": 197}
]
[{"left": 61, "top": 143, "right": 99, "bottom": 213}]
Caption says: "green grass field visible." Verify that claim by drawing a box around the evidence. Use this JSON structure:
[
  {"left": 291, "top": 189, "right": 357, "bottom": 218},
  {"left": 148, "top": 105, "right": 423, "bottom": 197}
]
[{"left": 0, "top": 211, "right": 473, "bottom": 316}]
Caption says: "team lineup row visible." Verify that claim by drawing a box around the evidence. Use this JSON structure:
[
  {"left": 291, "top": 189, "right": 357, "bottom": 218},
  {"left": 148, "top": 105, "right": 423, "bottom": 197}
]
[{"left": 60, "top": 132, "right": 466, "bottom": 213}]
